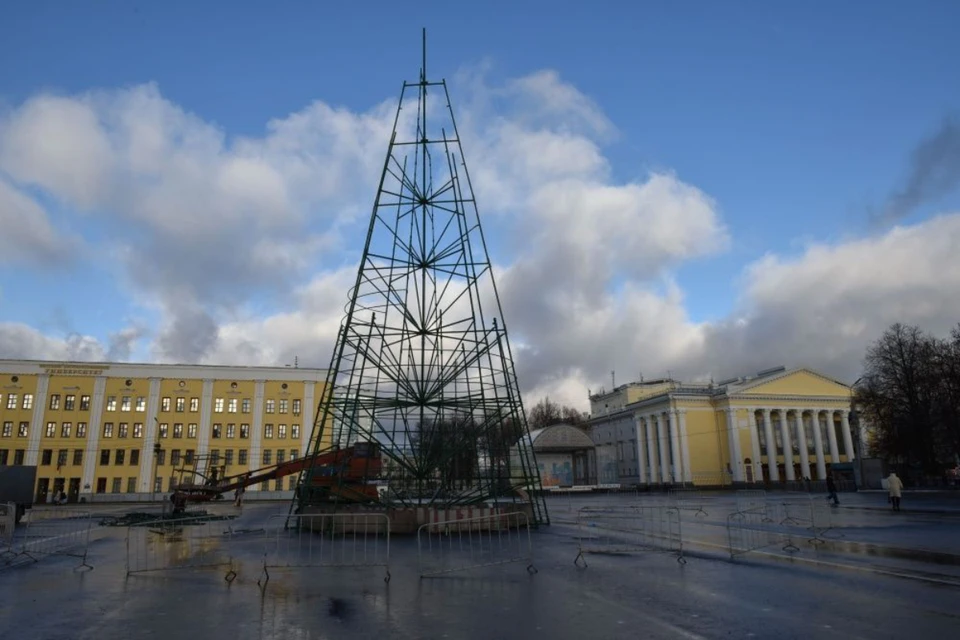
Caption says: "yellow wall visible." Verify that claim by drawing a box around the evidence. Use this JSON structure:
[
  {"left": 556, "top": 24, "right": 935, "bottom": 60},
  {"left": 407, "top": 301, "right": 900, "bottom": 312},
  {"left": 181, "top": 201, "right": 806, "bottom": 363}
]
[
  {"left": 682, "top": 407, "right": 724, "bottom": 477},
  {"left": 740, "top": 370, "right": 851, "bottom": 398},
  {"left": 0, "top": 374, "right": 40, "bottom": 465}
]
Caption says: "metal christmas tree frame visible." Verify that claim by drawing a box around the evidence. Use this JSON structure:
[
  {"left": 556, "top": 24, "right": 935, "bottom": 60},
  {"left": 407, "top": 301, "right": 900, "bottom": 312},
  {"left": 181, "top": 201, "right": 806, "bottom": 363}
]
[{"left": 294, "top": 31, "right": 548, "bottom": 526}]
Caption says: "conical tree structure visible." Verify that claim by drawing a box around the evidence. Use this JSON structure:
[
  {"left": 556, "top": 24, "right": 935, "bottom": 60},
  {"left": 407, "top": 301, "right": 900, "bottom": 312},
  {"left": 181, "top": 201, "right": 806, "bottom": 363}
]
[{"left": 295, "top": 34, "right": 548, "bottom": 525}]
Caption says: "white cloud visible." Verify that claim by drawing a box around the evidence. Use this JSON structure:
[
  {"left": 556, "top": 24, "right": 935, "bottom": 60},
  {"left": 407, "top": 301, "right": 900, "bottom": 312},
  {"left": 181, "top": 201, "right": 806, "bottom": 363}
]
[
  {"left": 2, "top": 67, "right": 959, "bottom": 415},
  {"left": 0, "top": 178, "right": 80, "bottom": 265}
]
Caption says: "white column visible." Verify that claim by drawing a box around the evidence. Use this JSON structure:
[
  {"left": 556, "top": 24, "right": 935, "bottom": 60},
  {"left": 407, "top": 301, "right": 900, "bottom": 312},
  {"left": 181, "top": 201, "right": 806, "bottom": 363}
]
[
  {"left": 825, "top": 409, "right": 840, "bottom": 464},
  {"left": 25, "top": 374, "right": 51, "bottom": 466},
  {"left": 196, "top": 379, "right": 214, "bottom": 458},
  {"left": 793, "top": 409, "right": 810, "bottom": 479},
  {"left": 840, "top": 411, "right": 855, "bottom": 461},
  {"left": 656, "top": 413, "right": 670, "bottom": 484},
  {"left": 726, "top": 408, "right": 744, "bottom": 482},
  {"left": 677, "top": 409, "right": 692, "bottom": 484},
  {"left": 634, "top": 415, "right": 648, "bottom": 485},
  {"left": 645, "top": 416, "right": 658, "bottom": 484},
  {"left": 668, "top": 409, "right": 682, "bottom": 483},
  {"left": 762, "top": 409, "right": 778, "bottom": 482},
  {"left": 250, "top": 380, "right": 266, "bottom": 490},
  {"left": 301, "top": 381, "right": 316, "bottom": 457},
  {"left": 138, "top": 378, "right": 161, "bottom": 492},
  {"left": 748, "top": 408, "right": 763, "bottom": 483},
  {"left": 80, "top": 376, "right": 108, "bottom": 496},
  {"left": 810, "top": 410, "right": 826, "bottom": 479},
  {"left": 779, "top": 409, "right": 795, "bottom": 481}
]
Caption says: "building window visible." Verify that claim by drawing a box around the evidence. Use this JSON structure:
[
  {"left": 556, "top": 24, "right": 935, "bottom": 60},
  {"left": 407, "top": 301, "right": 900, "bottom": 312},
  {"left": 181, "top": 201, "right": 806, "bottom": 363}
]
[
  {"left": 238, "top": 449, "right": 248, "bottom": 465},
  {"left": 116, "top": 449, "right": 126, "bottom": 465},
  {"left": 64, "top": 394, "right": 75, "bottom": 410},
  {"left": 292, "top": 399, "right": 301, "bottom": 415},
  {"left": 184, "top": 450, "right": 194, "bottom": 465},
  {"left": 154, "top": 477, "right": 163, "bottom": 492},
  {"left": 274, "top": 478, "right": 282, "bottom": 491},
  {"left": 240, "top": 424, "right": 249, "bottom": 439},
  {"left": 187, "top": 423, "right": 197, "bottom": 438},
  {"left": 278, "top": 424, "right": 287, "bottom": 439},
  {"left": 80, "top": 395, "right": 91, "bottom": 411},
  {"left": 161, "top": 397, "right": 171, "bottom": 412},
  {"left": 156, "top": 449, "right": 166, "bottom": 465},
  {"left": 292, "top": 424, "right": 300, "bottom": 439},
  {"left": 1, "top": 422, "right": 11, "bottom": 437},
  {"left": 5, "top": 394, "right": 16, "bottom": 409},
  {"left": 173, "top": 423, "right": 183, "bottom": 438},
  {"left": 106, "top": 396, "right": 117, "bottom": 411},
  {"left": 120, "top": 396, "right": 131, "bottom": 412},
  {"left": 277, "top": 450, "right": 286, "bottom": 464},
  {"left": 225, "top": 449, "right": 234, "bottom": 466},
  {"left": 210, "top": 449, "right": 220, "bottom": 465},
  {"left": 126, "top": 477, "right": 137, "bottom": 493},
  {"left": 46, "top": 422, "right": 56, "bottom": 437},
  {"left": 18, "top": 422, "right": 28, "bottom": 437},
  {"left": 111, "top": 478, "right": 122, "bottom": 493},
  {"left": 136, "top": 397, "right": 146, "bottom": 412},
  {"left": 288, "top": 476, "right": 296, "bottom": 490},
  {"left": 176, "top": 397, "right": 185, "bottom": 412},
  {"left": 13, "top": 450, "right": 24, "bottom": 465},
  {"left": 171, "top": 450, "right": 181, "bottom": 466},
  {"left": 22, "top": 394, "right": 34, "bottom": 410},
  {"left": 190, "top": 397, "right": 199, "bottom": 412},
  {"left": 49, "top": 394, "right": 61, "bottom": 410},
  {"left": 133, "top": 423, "right": 143, "bottom": 438},
  {"left": 100, "top": 450, "right": 110, "bottom": 465},
  {"left": 41, "top": 449, "right": 52, "bottom": 465},
  {"left": 263, "top": 450, "right": 272, "bottom": 465},
  {"left": 103, "top": 423, "right": 114, "bottom": 438},
  {"left": 214, "top": 398, "right": 224, "bottom": 413},
  {"left": 226, "top": 423, "right": 236, "bottom": 438},
  {"left": 96, "top": 478, "right": 106, "bottom": 493},
  {"left": 212, "top": 424, "right": 222, "bottom": 439},
  {"left": 73, "top": 450, "right": 83, "bottom": 465},
  {"left": 242, "top": 399, "right": 251, "bottom": 413},
  {"left": 77, "top": 422, "right": 87, "bottom": 438},
  {"left": 55, "top": 449, "right": 66, "bottom": 469},
  {"left": 159, "top": 423, "right": 169, "bottom": 438},
  {"left": 118, "top": 423, "right": 129, "bottom": 438},
  {"left": 264, "top": 424, "right": 274, "bottom": 439},
  {"left": 130, "top": 449, "right": 140, "bottom": 465},
  {"left": 290, "top": 449, "right": 298, "bottom": 460},
  {"left": 61, "top": 422, "right": 72, "bottom": 438},
  {"left": 228, "top": 398, "right": 237, "bottom": 413},
  {"left": 265, "top": 399, "right": 275, "bottom": 414},
  {"left": 279, "top": 399, "right": 288, "bottom": 414}
]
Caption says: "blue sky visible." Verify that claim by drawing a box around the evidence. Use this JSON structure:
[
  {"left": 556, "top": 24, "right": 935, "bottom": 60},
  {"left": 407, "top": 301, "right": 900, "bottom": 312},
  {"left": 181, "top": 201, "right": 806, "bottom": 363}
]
[{"left": 2, "top": 1, "right": 959, "bottom": 403}]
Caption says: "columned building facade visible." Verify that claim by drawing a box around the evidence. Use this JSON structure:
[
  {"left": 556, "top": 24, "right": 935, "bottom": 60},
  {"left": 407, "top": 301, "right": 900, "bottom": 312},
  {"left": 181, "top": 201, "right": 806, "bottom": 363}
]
[{"left": 588, "top": 367, "right": 861, "bottom": 486}]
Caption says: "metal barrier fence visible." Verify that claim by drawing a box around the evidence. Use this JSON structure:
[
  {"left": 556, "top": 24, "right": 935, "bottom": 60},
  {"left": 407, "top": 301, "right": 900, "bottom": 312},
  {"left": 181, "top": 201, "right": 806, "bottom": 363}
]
[
  {"left": 735, "top": 489, "right": 768, "bottom": 514},
  {"left": 768, "top": 494, "right": 836, "bottom": 544},
  {"left": 726, "top": 508, "right": 799, "bottom": 559},
  {"left": 417, "top": 511, "right": 536, "bottom": 578},
  {"left": 259, "top": 513, "right": 391, "bottom": 588},
  {"left": 667, "top": 489, "right": 707, "bottom": 517},
  {"left": 2, "top": 507, "right": 94, "bottom": 572},
  {"left": 125, "top": 515, "right": 237, "bottom": 581},
  {"left": 0, "top": 503, "right": 14, "bottom": 546},
  {"left": 574, "top": 506, "right": 685, "bottom": 567}
]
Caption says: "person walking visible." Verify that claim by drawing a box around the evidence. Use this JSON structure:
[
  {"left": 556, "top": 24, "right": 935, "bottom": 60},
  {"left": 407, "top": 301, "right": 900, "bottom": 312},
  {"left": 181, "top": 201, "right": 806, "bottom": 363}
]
[
  {"left": 887, "top": 471, "right": 904, "bottom": 512},
  {"left": 826, "top": 475, "right": 840, "bottom": 506}
]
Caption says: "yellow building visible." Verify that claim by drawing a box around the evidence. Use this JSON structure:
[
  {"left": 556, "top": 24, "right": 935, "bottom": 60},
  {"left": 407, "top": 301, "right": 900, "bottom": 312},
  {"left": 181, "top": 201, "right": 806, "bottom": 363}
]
[
  {"left": 588, "top": 367, "right": 859, "bottom": 486},
  {"left": 0, "top": 359, "right": 328, "bottom": 503}
]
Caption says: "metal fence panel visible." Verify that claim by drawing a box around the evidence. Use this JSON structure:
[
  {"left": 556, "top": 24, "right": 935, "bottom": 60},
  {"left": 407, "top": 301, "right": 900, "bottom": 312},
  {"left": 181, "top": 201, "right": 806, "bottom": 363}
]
[
  {"left": 667, "top": 489, "right": 707, "bottom": 517},
  {"left": 125, "top": 516, "right": 236, "bottom": 581},
  {"left": 417, "top": 511, "right": 536, "bottom": 578},
  {"left": 0, "top": 503, "right": 14, "bottom": 546},
  {"left": 259, "top": 513, "right": 391, "bottom": 588},
  {"left": 735, "top": 489, "right": 768, "bottom": 514},
  {"left": 574, "top": 506, "right": 685, "bottom": 567},
  {"left": 2, "top": 507, "right": 93, "bottom": 572},
  {"left": 726, "top": 507, "right": 800, "bottom": 559}
]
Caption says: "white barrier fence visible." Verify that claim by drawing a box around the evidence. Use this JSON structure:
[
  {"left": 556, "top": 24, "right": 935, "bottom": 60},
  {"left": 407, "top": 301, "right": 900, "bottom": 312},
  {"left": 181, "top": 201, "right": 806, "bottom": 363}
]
[
  {"left": 727, "top": 495, "right": 838, "bottom": 559},
  {"left": 125, "top": 516, "right": 237, "bottom": 581},
  {"left": 574, "top": 506, "right": 686, "bottom": 567},
  {"left": 2, "top": 506, "right": 94, "bottom": 571},
  {"left": 726, "top": 508, "right": 799, "bottom": 558},
  {"left": 259, "top": 513, "right": 391, "bottom": 588},
  {"left": 735, "top": 489, "right": 769, "bottom": 515},
  {"left": 667, "top": 489, "right": 707, "bottom": 517},
  {"left": 417, "top": 511, "right": 536, "bottom": 578}
]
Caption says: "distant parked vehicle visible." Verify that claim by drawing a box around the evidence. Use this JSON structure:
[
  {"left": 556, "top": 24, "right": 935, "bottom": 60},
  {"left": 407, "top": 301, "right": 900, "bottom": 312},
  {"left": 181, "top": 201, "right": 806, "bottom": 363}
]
[{"left": 0, "top": 465, "right": 37, "bottom": 525}]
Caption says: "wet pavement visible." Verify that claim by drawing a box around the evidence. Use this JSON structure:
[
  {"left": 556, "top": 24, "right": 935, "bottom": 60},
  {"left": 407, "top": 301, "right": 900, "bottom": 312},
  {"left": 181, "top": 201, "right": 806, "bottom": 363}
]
[{"left": 2, "top": 493, "right": 959, "bottom": 639}]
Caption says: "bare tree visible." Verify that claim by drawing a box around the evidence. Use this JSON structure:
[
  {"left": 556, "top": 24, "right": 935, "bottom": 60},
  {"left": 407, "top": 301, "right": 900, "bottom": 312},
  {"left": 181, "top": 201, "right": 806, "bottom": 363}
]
[{"left": 527, "top": 397, "right": 588, "bottom": 431}]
